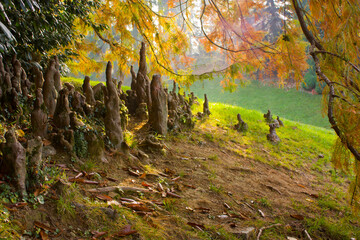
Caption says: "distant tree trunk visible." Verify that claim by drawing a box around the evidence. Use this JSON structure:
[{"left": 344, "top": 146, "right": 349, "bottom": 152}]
[{"left": 203, "top": 94, "right": 211, "bottom": 115}]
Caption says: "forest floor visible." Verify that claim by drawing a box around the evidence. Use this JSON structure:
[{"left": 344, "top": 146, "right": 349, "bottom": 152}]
[{"left": 1, "top": 100, "right": 359, "bottom": 240}]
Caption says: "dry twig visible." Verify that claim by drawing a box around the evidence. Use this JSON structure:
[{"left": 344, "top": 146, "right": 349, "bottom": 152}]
[{"left": 256, "top": 223, "right": 282, "bottom": 240}]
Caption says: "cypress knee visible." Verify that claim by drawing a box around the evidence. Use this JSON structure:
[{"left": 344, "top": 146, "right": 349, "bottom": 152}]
[{"left": 149, "top": 74, "right": 168, "bottom": 135}]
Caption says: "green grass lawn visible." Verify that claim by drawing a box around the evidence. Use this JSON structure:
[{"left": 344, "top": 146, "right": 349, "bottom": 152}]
[
  {"left": 62, "top": 76, "right": 130, "bottom": 91},
  {"left": 190, "top": 79, "right": 329, "bottom": 128},
  {"left": 62, "top": 76, "right": 103, "bottom": 88}
]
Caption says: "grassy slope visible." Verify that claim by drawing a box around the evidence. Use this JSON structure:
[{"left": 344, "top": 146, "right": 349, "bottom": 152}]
[
  {"left": 3, "top": 78, "right": 360, "bottom": 239},
  {"left": 190, "top": 79, "right": 329, "bottom": 128}
]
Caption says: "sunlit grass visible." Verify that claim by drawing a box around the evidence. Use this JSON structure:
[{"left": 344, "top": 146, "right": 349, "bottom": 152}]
[
  {"left": 192, "top": 100, "right": 335, "bottom": 171},
  {"left": 190, "top": 79, "right": 329, "bottom": 128},
  {"left": 62, "top": 76, "right": 130, "bottom": 91}
]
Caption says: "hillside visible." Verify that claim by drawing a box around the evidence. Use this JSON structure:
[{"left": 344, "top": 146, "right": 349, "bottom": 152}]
[{"left": 1, "top": 93, "right": 359, "bottom": 239}]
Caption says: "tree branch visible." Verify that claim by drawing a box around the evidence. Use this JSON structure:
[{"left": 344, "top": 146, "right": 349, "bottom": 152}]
[
  {"left": 313, "top": 50, "right": 360, "bottom": 73},
  {"left": 291, "top": 0, "right": 324, "bottom": 50},
  {"left": 310, "top": 45, "right": 360, "bottom": 162}
]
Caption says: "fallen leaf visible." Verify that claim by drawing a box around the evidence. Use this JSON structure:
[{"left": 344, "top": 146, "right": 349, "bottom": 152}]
[
  {"left": 182, "top": 183, "right": 196, "bottom": 189},
  {"left": 113, "top": 225, "right": 137, "bottom": 237},
  {"left": 230, "top": 222, "right": 237, "bottom": 228},
  {"left": 106, "top": 177, "right": 117, "bottom": 182},
  {"left": 136, "top": 211, "right": 154, "bottom": 216},
  {"left": 34, "top": 221, "right": 56, "bottom": 232},
  {"left": 16, "top": 129, "right": 25, "bottom": 137},
  {"left": 258, "top": 209, "right": 265, "bottom": 218},
  {"left": 301, "top": 191, "right": 319, "bottom": 198},
  {"left": 69, "top": 178, "right": 99, "bottom": 185},
  {"left": 42, "top": 139, "right": 51, "bottom": 146},
  {"left": 229, "top": 212, "right": 248, "bottom": 220},
  {"left": 172, "top": 176, "right": 181, "bottom": 181},
  {"left": 309, "top": 193, "right": 319, "bottom": 198},
  {"left": 290, "top": 214, "right": 304, "bottom": 220},
  {"left": 107, "top": 200, "right": 121, "bottom": 206},
  {"left": 14, "top": 202, "right": 27, "bottom": 208},
  {"left": 187, "top": 222, "right": 205, "bottom": 230},
  {"left": 157, "top": 183, "right": 164, "bottom": 192},
  {"left": 18, "top": 137, "right": 27, "bottom": 143},
  {"left": 166, "top": 192, "right": 182, "bottom": 198},
  {"left": 74, "top": 172, "right": 84, "bottom": 179},
  {"left": 128, "top": 169, "right": 141, "bottom": 177},
  {"left": 125, "top": 203, "right": 152, "bottom": 212},
  {"left": 39, "top": 230, "right": 49, "bottom": 240},
  {"left": 164, "top": 168, "right": 175, "bottom": 175},
  {"left": 33, "top": 188, "right": 41, "bottom": 197},
  {"left": 96, "top": 194, "right": 113, "bottom": 201},
  {"left": 141, "top": 182, "right": 152, "bottom": 187},
  {"left": 4, "top": 202, "right": 27, "bottom": 210},
  {"left": 158, "top": 172, "right": 169, "bottom": 177},
  {"left": 186, "top": 207, "right": 194, "bottom": 212},
  {"left": 223, "top": 202, "right": 231, "bottom": 209},
  {"left": 120, "top": 198, "right": 137, "bottom": 203},
  {"left": 91, "top": 231, "right": 107, "bottom": 238},
  {"left": 195, "top": 207, "right": 210, "bottom": 213},
  {"left": 151, "top": 200, "right": 164, "bottom": 206}
]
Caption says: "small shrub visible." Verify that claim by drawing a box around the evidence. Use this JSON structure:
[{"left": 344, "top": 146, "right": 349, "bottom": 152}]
[
  {"left": 208, "top": 154, "right": 218, "bottom": 161},
  {"left": 258, "top": 197, "right": 272, "bottom": 208},
  {"left": 123, "top": 130, "right": 137, "bottom": 148},
  {"left": 163, "top": 199, "right": 177, "bottom": 212},
  {"left": 209, "top": 183, "right": 223, "bottom": 193}
]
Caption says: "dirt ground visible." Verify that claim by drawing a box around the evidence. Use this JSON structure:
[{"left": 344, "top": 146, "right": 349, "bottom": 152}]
[{"left": 9, "top": 119, "right": 350, "bottom": 240}]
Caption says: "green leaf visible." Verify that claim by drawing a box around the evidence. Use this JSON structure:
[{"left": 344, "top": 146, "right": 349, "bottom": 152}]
[
  {"left": 19, "top": 0, "right": 27, "bottom": 12},
  {"left": 0, "top": 3, "right": 11, "bottom": 25},
  {"left": 0, "top": 22, "right": 15, "bottom": 41},
  {"left": 25, "top": 0, "right": 35, "bottom": 12},
  {"left": 31, "top": 0, "right": 40, "bottom": 9}
]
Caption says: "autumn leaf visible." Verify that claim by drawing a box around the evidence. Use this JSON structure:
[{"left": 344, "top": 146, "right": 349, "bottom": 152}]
[
  {"left": 112, "top": 225, "right": 137, "bottom": 237},
  {"left": 290, "top": 214, "right": 304, "bottom": 220}
]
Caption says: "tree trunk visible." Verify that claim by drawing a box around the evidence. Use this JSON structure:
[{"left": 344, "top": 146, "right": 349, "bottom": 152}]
[{"left": 203, "top": 94, "right": 211, "bottom": 115}]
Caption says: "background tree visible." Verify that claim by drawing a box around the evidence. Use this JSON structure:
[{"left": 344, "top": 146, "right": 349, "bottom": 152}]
[{"left": 0, "top": 0, "right": 100, "bottom": 63}]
